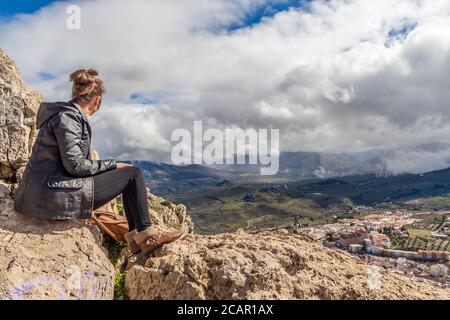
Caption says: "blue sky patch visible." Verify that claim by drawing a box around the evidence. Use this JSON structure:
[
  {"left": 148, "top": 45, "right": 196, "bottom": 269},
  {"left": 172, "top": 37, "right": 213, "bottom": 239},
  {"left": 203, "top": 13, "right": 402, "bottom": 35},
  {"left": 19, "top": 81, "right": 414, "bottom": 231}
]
[
  {"left": 388, "top": 21, "right": 418, "bottom": 40},
  {"left": 385, "top": 20, "right": 418, "bottom": 47},
  {"left": 39, "top": 72, "right": 56, "bottom": 81},
  {"left": 130, "top": 92, "right": 169, "bottom": 105},
  {"left": 220, "top": 0, "right": 310, "bottom": 32},
  {"left": 0, "top": 0, "right": 62, "bottom": 16}
]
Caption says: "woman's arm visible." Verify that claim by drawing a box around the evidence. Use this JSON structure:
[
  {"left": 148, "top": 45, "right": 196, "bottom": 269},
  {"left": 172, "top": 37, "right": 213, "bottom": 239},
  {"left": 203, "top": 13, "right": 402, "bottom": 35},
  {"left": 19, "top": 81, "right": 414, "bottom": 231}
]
[{"left": 51, "top": 111, "right": 117, "bottom": 177}]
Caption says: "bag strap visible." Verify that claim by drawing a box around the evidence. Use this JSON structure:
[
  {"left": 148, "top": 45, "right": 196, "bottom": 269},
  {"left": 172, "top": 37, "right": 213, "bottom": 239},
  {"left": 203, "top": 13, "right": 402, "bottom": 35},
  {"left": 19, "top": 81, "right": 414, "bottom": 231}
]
[
  {"left": 92, "top": 216, "right": 125, "bottom": 226},
  {"left": 92, "top": 211, "right": 123, "bottom": 220}
]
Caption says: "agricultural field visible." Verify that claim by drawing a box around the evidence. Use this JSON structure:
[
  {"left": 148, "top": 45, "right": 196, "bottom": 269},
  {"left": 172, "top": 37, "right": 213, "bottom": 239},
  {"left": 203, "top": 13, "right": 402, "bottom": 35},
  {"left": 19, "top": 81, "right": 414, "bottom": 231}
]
[
  {"left": 389, "top": 213, "right": 450, "bottom": 253},
  {"left": 406, "top": 195, "right": 450, "bottom": 211},
  {"left": 391, "top": 234, "right": 450, "bottom": 252},
  {"left": 409, "top": 212, "right": 448, "bottom": 230}
]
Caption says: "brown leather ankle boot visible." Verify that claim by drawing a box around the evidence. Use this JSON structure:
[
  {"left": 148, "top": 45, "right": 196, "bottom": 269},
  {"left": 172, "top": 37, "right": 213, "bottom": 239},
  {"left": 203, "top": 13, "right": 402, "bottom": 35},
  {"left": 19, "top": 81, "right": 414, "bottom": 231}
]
[
  {"left": 124, "top": 229, "right": 141, "bottom": 254},
  {"left": 133, "top": 226, "right": 183, "bottom": 256}
]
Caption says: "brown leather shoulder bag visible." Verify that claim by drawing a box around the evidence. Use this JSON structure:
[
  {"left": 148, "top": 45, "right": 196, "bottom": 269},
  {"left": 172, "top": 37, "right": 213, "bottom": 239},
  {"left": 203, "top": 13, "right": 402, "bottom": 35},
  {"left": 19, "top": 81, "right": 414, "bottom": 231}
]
[{"left": 88, "top": 211, "right": 129, "bottom": 242}]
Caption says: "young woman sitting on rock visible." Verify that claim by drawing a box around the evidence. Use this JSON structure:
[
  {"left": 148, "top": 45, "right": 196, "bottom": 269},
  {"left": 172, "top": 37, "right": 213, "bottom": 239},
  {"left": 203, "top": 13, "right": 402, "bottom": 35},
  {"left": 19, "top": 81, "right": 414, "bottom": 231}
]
[{"left": 14, "top": 68, "right": 182, "bottom": 255}]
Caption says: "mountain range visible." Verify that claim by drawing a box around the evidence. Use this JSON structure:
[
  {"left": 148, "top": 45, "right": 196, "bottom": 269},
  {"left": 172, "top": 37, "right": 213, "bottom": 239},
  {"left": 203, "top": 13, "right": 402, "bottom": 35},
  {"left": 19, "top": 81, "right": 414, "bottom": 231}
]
[{"left": 131, "top": 143, "right": 450, "bottom": 196}]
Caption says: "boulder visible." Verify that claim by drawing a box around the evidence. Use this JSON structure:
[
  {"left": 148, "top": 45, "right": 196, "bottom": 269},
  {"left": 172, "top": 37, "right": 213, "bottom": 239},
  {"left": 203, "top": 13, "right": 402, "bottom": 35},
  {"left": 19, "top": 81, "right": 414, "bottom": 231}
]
[
  {"left": 147, "top": 193, "right": 194, "bottom": 234},
  {"left": 125, "top": 230, "right": 450, "bottom": 300},
  {"left": 0, "top": 187, "right": 115, "bottom": 300},
  {"left": 0, "top": 49, "right": 42, "bottom": 188}
]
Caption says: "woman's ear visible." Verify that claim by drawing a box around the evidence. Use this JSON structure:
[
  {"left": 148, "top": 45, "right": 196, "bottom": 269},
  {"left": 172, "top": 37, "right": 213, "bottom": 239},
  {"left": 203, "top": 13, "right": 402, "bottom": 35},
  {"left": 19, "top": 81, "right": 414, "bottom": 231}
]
[{"left": 94, "top": 96, "right": 102, "bottom": 110}]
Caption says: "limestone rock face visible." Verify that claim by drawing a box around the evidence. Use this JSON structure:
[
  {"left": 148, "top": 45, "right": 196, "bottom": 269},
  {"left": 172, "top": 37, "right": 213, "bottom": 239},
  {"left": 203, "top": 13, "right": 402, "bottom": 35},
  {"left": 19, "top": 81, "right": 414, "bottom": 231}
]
[
  {"left": 148, "top": 193, "right": 194, "bottom": 234},
  {"left": 125, "top": 230, "right": 450, "bottom": 300},
  {"left": 0, "top": 188, "right": 115, "bottom": 300},
  {"left": 0, "top": 49, "right": 42, "bottom": 187}
]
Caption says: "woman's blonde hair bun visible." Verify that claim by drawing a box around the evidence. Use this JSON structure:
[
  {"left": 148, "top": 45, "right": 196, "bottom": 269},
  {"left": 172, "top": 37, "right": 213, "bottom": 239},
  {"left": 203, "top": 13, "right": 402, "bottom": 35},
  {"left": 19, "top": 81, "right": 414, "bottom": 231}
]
[{"left": 69, "top": 68, "right": 105, "bottom": 103}]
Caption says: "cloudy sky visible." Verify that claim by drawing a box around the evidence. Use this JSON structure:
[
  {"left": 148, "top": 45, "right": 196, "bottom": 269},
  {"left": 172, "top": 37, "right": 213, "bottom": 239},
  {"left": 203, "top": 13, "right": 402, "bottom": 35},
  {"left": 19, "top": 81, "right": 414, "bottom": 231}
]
[{"left": 1, "top": 0, "right": 450, "bottom": 172}]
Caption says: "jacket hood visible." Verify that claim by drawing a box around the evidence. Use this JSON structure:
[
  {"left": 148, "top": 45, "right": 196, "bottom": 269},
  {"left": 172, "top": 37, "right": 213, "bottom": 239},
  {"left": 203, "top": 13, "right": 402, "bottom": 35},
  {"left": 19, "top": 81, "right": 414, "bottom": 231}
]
[{"left": 36, "top": 101, "right": 85, "bottom": 128}]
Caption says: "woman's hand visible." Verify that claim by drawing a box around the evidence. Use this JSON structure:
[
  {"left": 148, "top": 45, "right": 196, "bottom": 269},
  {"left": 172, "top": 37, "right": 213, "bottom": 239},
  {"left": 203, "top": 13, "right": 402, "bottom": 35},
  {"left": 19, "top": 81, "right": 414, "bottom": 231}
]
[{"left": 116, "top": 162, "right": 133, "bottom": 169}]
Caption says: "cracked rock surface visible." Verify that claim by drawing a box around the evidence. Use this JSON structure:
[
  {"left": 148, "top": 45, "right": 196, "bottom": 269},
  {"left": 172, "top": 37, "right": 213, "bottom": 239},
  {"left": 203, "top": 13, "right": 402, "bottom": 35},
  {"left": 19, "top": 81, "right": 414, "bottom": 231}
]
[
  {"left": 125, "top": 230, "right": 450, "bottom": 300},
  {"left": 0, "top": 48, "right": 42, "bottom": 188},
  {"left": 0, "top": 187, "right": 115, "bottom": 300}
]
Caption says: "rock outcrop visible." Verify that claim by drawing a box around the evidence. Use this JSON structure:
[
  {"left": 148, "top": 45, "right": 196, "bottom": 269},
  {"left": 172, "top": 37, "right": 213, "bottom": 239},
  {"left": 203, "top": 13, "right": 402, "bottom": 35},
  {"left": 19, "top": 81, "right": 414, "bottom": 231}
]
[
  {"left": 0, "top": 186, "right": 115, "bottom": 300},
  {"left": 0, "top": 49, "right": 42, "bottom": 188},
  {"left": 125, "top": 230, "right": 450, "bottom": 300},
  {"left": 147, "top": 193, "right": 194, "bottom": 234}
]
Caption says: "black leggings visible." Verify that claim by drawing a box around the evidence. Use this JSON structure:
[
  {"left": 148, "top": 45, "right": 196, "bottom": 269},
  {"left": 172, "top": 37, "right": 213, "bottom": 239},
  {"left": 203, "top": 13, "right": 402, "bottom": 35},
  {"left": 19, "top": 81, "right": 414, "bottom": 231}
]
[{"left": 93, "top": 166, "right": 151, "bottom": 231}]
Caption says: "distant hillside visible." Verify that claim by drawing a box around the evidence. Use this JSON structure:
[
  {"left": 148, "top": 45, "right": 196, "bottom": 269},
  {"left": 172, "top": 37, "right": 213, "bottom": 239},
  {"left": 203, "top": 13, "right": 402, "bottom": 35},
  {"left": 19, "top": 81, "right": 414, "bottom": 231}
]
[
  {"left": 129, "top": 160, "right": 232, "bottom": 195},
  {"left": 286, "top": 166, "right": 450, "bottom": 205}
]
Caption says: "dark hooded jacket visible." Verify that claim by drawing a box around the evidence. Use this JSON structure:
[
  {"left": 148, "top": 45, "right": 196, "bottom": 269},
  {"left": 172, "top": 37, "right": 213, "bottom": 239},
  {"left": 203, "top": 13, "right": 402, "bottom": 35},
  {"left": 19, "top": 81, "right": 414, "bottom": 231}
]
[{"left": 14, "top": 100, "right": 117, "bottom": 220}]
